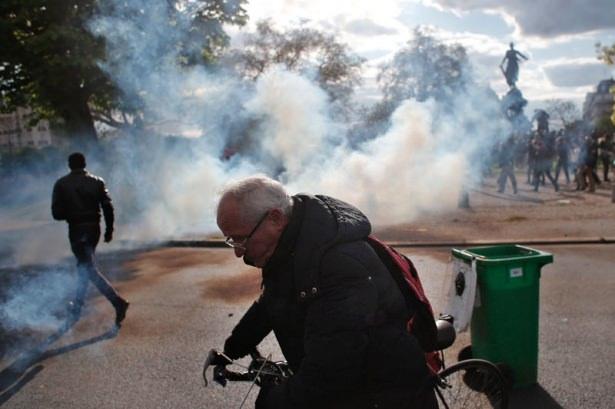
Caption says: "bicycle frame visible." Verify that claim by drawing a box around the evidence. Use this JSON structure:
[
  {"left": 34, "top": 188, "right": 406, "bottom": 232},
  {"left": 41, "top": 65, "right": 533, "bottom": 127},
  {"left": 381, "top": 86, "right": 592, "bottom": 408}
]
[{"left": 202, "top": 316, "right": 509, "bottom": 409}]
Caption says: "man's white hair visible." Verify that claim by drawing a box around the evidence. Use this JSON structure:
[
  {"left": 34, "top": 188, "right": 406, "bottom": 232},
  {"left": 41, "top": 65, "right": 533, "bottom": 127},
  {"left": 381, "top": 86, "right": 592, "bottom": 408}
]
[{"left": 218, "top": 175, "right": 293, "bottom": 224}]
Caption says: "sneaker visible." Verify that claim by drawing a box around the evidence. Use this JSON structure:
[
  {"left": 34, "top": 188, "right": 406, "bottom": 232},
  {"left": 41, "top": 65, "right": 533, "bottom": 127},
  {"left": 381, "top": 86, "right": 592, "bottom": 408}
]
[{"left": 115, "top": 300, "right": 130, "bottom": 326}]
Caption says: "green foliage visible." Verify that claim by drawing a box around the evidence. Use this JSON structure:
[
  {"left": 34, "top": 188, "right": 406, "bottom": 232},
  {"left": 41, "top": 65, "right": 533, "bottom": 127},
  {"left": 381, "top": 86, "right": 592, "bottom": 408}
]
[
  {"left": 1, "top": 0, "right": 103, "bottom": 139},
  {"left": 351, "top": 28, "right": 474, "bottom": 142},
  {"left": 377, "top": 28, "right": 471, "bottom": 105},
  {"left": 595, "top": 42, "right": 615, "bottom": 126},
  {"left": 221, "top": 20, "right": 365, "bottom": 106},
  {"left": 0, "top": 0, "right": 247, "bottom": 141},
  {"left": 596, "top": 42, "right": 615, "bottom": 66},
  {"left": 596, "top": 115, "right": 615, "bottom": 134},
  {"left": 544, "top": 99, "right": 580, "bottom": 128}
]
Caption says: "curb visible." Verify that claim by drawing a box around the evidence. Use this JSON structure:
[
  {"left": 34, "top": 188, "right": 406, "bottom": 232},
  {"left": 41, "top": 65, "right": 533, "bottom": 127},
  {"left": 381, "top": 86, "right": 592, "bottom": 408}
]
[{"left": 161, "top": 237, "right": 615, "bottom": 249}]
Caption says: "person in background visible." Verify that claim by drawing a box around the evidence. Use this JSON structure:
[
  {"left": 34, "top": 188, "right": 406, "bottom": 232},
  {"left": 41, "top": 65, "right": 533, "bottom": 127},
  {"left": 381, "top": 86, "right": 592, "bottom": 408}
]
[
  {"left": 598, "top": 133, "right": 613, "bottom": 182},
  {"left": 532, "top": 136, "right": 558, "bottom": 192},
  {"left": 52, "top": 152, "right": 129, "bottom": 327},
  {"left": 526, "top": 134, "right": 537, "bottom": 185},
  {"left": 577, "top": 135, "right": 599, "bottom": 193},
  {"left": 497, "top": 136, "right": 518, "bottom": 194},
  {"left": 554, "top": 130, "right": 571, "bottom": 185}
]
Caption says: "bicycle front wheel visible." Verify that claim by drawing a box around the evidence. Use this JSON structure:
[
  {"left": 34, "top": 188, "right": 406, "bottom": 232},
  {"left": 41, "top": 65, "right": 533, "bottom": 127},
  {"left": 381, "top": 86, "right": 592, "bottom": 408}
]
[{"left": 435, "top": 359, "right": 509, "bottom": 409}]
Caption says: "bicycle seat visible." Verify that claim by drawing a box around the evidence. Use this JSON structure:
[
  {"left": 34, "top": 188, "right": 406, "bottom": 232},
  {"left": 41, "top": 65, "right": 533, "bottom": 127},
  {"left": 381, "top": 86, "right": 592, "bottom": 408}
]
[{"left": 435, "top": 319, "right": 456, "bottom": 350}]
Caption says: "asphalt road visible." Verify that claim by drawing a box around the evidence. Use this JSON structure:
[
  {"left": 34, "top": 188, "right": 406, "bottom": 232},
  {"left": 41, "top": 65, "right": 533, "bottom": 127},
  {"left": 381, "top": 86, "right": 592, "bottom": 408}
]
[{"left": 0, "top": 243, "right": 613, "bottom": 409}]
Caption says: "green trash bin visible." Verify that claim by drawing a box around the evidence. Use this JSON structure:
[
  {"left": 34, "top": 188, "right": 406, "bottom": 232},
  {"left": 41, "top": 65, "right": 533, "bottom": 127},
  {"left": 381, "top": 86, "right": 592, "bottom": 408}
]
[{"left": 451, "top": 244, "right": 553, "bottom": 388}]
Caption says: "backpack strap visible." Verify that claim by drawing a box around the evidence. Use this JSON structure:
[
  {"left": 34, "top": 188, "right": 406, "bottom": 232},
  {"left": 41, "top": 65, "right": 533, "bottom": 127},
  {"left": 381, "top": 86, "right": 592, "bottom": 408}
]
[{"left": 367, "top": 236, "right": 438, "bottom": 352}]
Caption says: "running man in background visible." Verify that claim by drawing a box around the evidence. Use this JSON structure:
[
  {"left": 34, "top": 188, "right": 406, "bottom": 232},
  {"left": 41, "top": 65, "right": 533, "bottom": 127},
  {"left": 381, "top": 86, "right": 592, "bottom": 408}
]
[{"left": 52, "top": 152, "right": 129, "bottom": 327}]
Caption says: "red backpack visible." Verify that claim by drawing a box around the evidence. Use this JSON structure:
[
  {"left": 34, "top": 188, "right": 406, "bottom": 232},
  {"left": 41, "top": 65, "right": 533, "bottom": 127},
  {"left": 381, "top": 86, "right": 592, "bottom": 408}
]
[{"left": 367, "top": 236, "right": 442, "bottom": 373}]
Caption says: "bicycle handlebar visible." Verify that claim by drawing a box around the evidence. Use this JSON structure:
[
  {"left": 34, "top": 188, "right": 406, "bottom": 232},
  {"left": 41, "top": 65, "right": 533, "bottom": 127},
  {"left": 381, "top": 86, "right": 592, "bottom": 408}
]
[
  {"left": 203, "top": 317, "right": 454, "bottom": 388},
  {"left": 202, "top": 349, "right": 293, "bottom": 388}
]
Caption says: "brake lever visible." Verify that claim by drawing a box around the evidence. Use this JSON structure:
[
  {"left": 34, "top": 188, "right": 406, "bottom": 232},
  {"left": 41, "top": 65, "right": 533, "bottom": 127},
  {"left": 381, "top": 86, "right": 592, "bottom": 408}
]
[
  {"left": 202, "top": 349, "right": 232, "bottom": 387},
  {"left": 213, "top": 366, "right": 228, "bottom": 387}
]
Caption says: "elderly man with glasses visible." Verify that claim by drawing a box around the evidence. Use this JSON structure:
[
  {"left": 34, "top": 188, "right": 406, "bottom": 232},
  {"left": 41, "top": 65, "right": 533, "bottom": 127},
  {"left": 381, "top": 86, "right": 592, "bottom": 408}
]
[{"left": 215, "top": 175, "right": 436, "bottom": 409}]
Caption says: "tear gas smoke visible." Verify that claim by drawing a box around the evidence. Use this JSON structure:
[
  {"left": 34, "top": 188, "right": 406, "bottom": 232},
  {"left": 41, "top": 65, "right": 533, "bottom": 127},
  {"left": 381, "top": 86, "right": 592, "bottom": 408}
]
[
  {"left": 244, "top": 67, "right": 330, "bottom": 178},
  {"left": 0, "top": 0, "right": 510, "bottom": 348},
  {"left": 0, "top": 267, "right": 75, "bottom": 356},
  {"left": 287, "top": 99, "right": 469, "bottom": 224},
  {"left": 1, "top": 268, "right": 74, "bottom": 330},
  {"left": 1, "top": 0, "right": 511, "bottom": 266}
]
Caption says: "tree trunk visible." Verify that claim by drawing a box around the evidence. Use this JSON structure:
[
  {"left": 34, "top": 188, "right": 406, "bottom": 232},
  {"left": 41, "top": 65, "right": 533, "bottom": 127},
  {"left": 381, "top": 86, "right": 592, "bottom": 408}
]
[{"left": 61, "top": 97, "right": 98, "bottom": 143}]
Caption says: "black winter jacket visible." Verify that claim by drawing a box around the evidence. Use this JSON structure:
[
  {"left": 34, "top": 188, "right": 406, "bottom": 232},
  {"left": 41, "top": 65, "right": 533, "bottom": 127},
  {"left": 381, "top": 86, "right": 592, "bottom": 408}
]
[
  {"left": 51, "top": 169, "right": 114, "bottom": 229},
  {"left": 224, "top": 195, "right": 431, "bottom": 409}
]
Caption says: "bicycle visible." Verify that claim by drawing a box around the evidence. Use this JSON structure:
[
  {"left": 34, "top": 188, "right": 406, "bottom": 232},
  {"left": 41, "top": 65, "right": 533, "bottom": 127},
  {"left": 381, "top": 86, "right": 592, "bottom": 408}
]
[{"left": 202, "top": 316, "right": 509, "bottom": 409}]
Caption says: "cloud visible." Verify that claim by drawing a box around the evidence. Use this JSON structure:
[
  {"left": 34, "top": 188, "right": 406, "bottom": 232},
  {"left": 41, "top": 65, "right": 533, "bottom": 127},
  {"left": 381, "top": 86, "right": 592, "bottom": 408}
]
[
  {"left": 246, "top": 0, "right": 403, "bottom": 24},
  {"left": 344, "top": 18, "right": 399, "bottom": 36},
  {"left": 543, "top": 59, "right": 614, "bottom": 87},
  {"left": 426, "top": 0, "right": 615, "bottom": 38}
]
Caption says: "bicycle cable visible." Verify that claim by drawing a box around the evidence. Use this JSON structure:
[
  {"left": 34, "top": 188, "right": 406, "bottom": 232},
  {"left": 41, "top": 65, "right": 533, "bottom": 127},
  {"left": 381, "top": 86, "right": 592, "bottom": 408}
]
[
  {"left": 222, "top": 355, "right": 284, "bottom": 378},
  {"left": 230, "top": 362, "right": 285, "bottom": 378},
  {"left": 238, "top": 353, "right": 272, "bottom": 409}
]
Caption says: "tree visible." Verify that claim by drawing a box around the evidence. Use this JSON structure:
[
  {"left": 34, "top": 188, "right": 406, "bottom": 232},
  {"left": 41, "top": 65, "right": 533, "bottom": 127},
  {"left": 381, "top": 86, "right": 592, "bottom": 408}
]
[
  {"left": 596, "top": 41, "right": 615, "bottom": 125},
  {"left": 377, "top": 28, "right": 471, "bottom": 106},
  {"left": 353, "top": 28, "right": 473, "bottom": 141},
  {"left": 221, "top": 20, "right": 365, "bottom": 108},
  {"left": 596, "top": 115, "right": 615, "bottom": 135},
  {"left": 596, "top": 42, "right": 615, "bottom": 65},
  {"left": 544, "top": 99, "right": 580, "bottom": 128},
  {"left": 0, "top": 0, "right": 247, "bottom": 142}
]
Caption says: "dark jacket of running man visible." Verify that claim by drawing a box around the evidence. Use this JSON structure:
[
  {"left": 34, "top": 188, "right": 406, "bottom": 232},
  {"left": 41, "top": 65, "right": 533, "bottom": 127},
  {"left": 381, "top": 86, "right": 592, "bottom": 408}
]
[
  {"left": 52, "top": 152, "right": 129, "bottom": 327},
  {"left": 216, "top": 176, "right": 436, "bottom": 409}
]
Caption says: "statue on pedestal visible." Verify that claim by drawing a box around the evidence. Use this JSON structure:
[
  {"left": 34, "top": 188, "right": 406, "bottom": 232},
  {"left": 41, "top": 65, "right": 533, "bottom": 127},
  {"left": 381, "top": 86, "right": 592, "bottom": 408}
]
[{"left": 500, "top": 42, "right": 528, "bottom": 88}]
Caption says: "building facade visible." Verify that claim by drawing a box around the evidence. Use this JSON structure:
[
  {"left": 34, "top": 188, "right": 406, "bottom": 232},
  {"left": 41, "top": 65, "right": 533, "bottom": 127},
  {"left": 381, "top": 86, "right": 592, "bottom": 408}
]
[
  {"left": 0, "top": 107, "right": 54, "bottom": 153},
  {"left": 582, "top": 78, "right": 615, "bottom": 127}
]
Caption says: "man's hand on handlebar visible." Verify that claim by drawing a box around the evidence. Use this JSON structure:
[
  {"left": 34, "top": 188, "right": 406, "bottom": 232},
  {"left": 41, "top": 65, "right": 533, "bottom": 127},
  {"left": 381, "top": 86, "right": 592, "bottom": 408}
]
[
  {"left": 202, "top": 348, "right": 292, "bottom": 388},
  {"left": 202, "top": 349, "right": 233, "bottom": 387}
]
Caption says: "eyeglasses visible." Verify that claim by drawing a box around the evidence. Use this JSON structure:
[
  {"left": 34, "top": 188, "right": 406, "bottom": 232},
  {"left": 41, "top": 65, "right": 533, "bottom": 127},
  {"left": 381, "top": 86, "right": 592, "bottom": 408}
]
[{"left": 224, "top": 211, "right": 269, "bottom": 250}]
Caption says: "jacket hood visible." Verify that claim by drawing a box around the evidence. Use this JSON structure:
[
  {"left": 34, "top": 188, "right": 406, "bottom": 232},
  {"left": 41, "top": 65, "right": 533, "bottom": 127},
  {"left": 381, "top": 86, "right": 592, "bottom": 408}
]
[{"left": 291, "top": 194, "right": 371, "bottom": 301}]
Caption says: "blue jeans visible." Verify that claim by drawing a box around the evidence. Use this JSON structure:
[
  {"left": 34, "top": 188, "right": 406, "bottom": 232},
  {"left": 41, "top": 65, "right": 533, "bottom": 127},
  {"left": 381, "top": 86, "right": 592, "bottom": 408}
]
[{"left": 68, "top": 223, "right": 123, "bottom": 314}]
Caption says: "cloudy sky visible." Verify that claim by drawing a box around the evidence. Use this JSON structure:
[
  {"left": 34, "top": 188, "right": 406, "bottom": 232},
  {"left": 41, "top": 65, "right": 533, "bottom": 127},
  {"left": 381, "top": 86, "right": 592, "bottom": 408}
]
[{"left": 234, "top": 0, "right": 615, "bottom": 112}]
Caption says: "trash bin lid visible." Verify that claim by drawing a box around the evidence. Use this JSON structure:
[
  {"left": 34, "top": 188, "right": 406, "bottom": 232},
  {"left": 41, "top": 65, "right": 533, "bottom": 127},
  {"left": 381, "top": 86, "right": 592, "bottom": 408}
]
[{"left": 452, "top": 244, "right": 553, "bottom": 265}]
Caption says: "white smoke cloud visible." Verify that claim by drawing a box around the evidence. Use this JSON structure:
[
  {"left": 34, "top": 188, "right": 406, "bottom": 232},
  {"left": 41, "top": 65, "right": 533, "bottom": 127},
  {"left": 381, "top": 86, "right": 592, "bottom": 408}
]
[
  {"left": 288, "top": 99, "right": 468, "bottom": 224},
  {"left": 344, "top": 18, "right": 400, "bottom": 36},
  {"left": 1, "top": 0, "right": 510, "bottom": 267},
  {"left": 244, "top": 67, "right": 331, "bottom": 179},
  {"left": 1, "top": 268, "right": 76, "bottom": 332},
  {"left": 0, "top": 1, "right": 519, "bottom": 348}
]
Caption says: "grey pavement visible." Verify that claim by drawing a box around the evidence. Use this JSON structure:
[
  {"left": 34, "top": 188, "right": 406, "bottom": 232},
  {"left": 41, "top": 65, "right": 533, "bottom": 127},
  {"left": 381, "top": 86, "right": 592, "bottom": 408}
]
[{"left": 0, "top": 243, "right": 613, "bottom": 409}]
